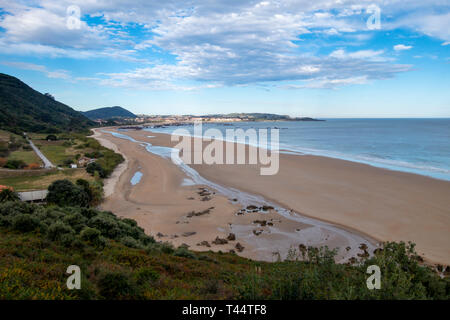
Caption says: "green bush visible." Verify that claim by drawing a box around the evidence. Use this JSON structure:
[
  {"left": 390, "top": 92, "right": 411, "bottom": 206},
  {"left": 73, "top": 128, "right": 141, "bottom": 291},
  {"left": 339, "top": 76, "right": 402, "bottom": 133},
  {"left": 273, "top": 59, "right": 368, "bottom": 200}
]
[
  {"left": 0, "top": 189, "right": 20, "bottom": 203},
  {"left": 45, "top": 134, "right": 57, "bottom": 141},
  {"left": 47, "top": 221, "right": 75, "bottom": 241},
  {"left": 63, "top": 212, "right": 88, "bottom": 232},
  {"left": 11, "top": 214, "right": 41, "bottom": 232},
  {"left": 120, "top": 236, "right": 143, "bottom": 249},
  {"left": 86, "top": 162, "right": 106, "bottom": 178},
  {"left": 46, "top": 179, "right": 89, "bottom": 207},
  {"left": 135, "top": 267, "right": 160, "bottom": 284},
  {"left": 80, "top": 226, "right": 101, "bottom": 242},
  {"left": 173, "top": 247, "right": 197, "bottom": 259},
  {"left": 97, "top": 272, "right": 139, "bottom": 299},
  {"left": 4, "top": 159, "right": 26, "bottom": 169}
]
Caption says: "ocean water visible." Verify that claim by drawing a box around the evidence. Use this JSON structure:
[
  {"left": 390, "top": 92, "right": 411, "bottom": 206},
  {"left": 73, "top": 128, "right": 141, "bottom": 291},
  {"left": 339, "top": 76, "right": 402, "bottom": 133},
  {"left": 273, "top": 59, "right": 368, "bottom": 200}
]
[{"left": 146, "top": 118, "right": 450, "bottom": 181}]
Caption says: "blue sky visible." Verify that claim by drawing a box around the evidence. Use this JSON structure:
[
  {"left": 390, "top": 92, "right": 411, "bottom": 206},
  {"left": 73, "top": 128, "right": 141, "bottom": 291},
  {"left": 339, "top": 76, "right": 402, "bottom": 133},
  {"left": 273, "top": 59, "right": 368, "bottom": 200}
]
[{"left": 0, "top": 0, "right": 449, "bottom": 117}]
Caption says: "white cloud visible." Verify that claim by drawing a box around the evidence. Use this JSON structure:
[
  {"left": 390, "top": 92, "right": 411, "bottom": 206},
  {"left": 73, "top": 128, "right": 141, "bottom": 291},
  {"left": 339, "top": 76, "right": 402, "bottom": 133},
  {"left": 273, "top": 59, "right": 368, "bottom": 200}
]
[
  {"left": 0, "top": 0, "right": 447, "bottom": 90},
  {"left": 394, "top": 44, "right": 413, "bottom": 51},
  {"left": 1, "top": 61, "right": 70, "bottom": 79}
]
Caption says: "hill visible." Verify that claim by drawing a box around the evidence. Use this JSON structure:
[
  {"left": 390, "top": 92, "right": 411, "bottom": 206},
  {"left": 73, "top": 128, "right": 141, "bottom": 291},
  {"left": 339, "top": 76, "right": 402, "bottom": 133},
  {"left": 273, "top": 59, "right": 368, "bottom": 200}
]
[
  {"left": 0, "top": 73, "right": 93, "bottom": 134},
  {"left": 82, "top": 106, "right": 136, "bottom": 120}
]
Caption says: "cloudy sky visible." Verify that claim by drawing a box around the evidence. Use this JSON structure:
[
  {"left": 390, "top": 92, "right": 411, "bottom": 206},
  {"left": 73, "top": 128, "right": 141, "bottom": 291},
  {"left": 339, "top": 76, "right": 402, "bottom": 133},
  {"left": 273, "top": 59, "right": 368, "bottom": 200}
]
[{"left": 0, "top": 0, "right": 449, "bottom": 117}]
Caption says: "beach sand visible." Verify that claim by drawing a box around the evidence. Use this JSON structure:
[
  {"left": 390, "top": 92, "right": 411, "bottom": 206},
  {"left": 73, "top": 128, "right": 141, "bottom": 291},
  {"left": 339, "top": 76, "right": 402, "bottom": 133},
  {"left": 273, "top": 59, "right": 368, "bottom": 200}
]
[{"left": 93, "top": 128, "right": 450, "bottom": 265}]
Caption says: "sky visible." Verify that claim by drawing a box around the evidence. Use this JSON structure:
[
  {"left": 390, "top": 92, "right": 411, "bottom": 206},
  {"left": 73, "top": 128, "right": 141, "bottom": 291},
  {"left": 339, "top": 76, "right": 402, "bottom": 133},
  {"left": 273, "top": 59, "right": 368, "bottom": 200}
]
[{"left": 0, "top": 0, "right": 449, "bottom": 117}]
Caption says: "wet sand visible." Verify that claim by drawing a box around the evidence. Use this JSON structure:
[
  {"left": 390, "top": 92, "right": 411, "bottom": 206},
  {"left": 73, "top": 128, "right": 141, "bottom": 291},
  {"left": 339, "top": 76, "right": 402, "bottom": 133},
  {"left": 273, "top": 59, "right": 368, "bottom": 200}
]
[{"left": 93, "top": 128, "right": 450, "bottom": 265}]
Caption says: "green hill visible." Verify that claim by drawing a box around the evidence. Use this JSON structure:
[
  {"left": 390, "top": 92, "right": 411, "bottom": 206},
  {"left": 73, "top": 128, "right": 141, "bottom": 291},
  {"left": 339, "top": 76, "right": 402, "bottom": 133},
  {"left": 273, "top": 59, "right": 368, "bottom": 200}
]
[
  {"left": 82, "top": 106, "right": 136, "bottom": 120},
  {"left": 0, "top": 73, "right": 93, "bottom": 134}
]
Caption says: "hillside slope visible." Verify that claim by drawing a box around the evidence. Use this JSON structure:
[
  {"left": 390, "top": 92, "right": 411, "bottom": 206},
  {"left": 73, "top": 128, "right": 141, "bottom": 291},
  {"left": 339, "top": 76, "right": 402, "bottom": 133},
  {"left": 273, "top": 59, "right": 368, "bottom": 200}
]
[
  {"left": 82, "top": 106, "right": 136, "bottom": 120},
  {"left": 0, "top": 73, "right": 93, "bottom": 133}
]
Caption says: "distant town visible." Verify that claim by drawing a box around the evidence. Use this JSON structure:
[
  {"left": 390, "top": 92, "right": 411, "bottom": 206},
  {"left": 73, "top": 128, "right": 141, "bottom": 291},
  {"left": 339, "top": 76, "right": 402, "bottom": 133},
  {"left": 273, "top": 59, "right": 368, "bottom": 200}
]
[{"left": 87, "top": 108, "right": 324, "bottom": 127}]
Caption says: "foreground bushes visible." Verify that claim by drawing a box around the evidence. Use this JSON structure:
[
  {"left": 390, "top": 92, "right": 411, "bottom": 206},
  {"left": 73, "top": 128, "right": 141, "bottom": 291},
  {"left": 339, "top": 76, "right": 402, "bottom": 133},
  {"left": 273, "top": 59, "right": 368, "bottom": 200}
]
[
  {"left": 0, "top": 201, "right": 448, "bottom": 300},
  {"left": 46, "top": 179, "right": 103, "bottom": 207},
  {"left": 0, "top": 201, "right": 154, "bottom": 250}
]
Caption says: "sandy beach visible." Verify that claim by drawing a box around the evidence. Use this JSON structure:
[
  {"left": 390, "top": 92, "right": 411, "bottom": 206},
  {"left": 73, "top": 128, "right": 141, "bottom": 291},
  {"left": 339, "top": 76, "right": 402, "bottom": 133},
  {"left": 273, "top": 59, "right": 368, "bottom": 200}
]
[{"left": 93, "top": 127, "right": 450, "bottom": 265}]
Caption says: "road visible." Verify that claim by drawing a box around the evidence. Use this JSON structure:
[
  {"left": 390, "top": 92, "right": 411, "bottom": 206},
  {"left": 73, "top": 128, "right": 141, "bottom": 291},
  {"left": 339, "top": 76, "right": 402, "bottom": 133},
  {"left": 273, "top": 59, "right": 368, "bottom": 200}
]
[{"left": 27, "top": 138, "right": 54, "bottom": 168}]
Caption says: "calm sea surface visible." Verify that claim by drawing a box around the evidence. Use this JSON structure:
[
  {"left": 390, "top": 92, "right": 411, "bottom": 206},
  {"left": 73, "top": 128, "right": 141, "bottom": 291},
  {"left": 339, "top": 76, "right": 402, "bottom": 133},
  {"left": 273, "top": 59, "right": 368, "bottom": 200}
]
[{"left": 146, "top": 118, "right": 450, "bottom": 181}]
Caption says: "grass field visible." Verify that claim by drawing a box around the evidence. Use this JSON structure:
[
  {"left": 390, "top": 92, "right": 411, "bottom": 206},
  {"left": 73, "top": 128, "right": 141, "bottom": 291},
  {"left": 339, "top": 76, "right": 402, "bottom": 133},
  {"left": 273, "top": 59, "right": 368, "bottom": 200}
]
[
  {"left": 0, "top": 169, "right": 94, "bottom": 191},
  {"left": 8, "top": 150, "right": 42, "bottom": 166}
]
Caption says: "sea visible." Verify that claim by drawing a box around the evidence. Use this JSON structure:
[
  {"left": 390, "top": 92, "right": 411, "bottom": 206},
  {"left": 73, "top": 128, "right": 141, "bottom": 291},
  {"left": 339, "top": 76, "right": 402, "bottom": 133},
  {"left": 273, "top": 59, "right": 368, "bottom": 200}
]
[{"left": 145, "top": 118, "right": 450, "bottom": 181}]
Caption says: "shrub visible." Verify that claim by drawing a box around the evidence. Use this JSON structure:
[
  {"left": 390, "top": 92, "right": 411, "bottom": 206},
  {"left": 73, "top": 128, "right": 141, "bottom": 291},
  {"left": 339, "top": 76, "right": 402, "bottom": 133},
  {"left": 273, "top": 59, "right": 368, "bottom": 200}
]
[
  {"left": 86, "top": 162, "right": 106, "bottom": 178},
  {"left": 11, "top": 214, "right": 41, "bottom": 232},
  {"left": 97, "top": 272, "right": 139, "bottom": 299},
  {"left": 80, "top": 227, "right": 101, "bottom": 242},
  {"left": 63, "top": 212, "right": 88, "bottom": 232},
  {"left": 135, "top": 267, "right": 160, "bottom": 284},
  {"left": 173, "top": 247, "right": 197, "bottom": 259},
  {"left": 4, "top": 159, "right": 26, "bottom": 169},
  {"left": 76, "top": 179, "right": 103, "bottom": 207},
  {"left": 60, "top": 232, "right": 77, "bottom": 247},
  {"left": 46, "top": 179, "right": 89, "bottom": 207},
  {"left": 88, "top": 214, "right": 121, "bottom": 239},
  {"left": 0, "top": 188, "right": 20, "bottom": 203},
  {"left": 120, "top": 236, "right": 142, "bottom": 249},
  {"left": 84, "top": 151, "right": 103, "bottom": 158},
  {"left": 47, "top": 221, "right": 75, "bottom": 241},
  {"left": 46, "top": 135, "right": 57, "bottom": 141}
]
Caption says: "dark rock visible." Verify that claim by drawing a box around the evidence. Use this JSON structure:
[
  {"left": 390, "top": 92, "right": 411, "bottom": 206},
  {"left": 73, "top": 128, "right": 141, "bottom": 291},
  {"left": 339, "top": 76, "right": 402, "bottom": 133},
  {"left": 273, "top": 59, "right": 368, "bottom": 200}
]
[
  {"left": 253, "top": 229, "right": 263, "bottom": 236},
  {"left": 212, "top": 236, "right": 228, "bottom": 245},
  {"left": 262, "top": 205, "right": 274, "bottom": 211},
  {"left": 187, "top": 208, "right": 213, "bottom": 217},
  {"left": 246, "top": 205, "right": 258, "bottom": 210},
  {"left": 235, "top": 242, "right": 245, "bottom": 252},
  {"left": 253, "top": 220, "right": 267, "bottom": 227},
  {"left": 227, "top": 233, "right": 236, "bottom": 241},
  {"left": 197, "top": 240, "right": 211, "bottom": 247},
  {"left": 359, "top": 243, "right": 368, "bottom": 251},
  {"left": 182, "top": 231, "right": 196, "bottom": 237},
  {"left": 346, "top": 246, "right": 351, "bottom": 251}
]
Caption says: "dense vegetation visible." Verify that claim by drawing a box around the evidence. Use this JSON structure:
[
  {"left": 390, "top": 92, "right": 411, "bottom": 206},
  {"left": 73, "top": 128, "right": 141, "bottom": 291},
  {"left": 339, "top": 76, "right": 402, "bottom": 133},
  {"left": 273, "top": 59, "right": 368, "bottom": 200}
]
[
  {"left": 82, "top": 106, "right": 136, "bottom": 120},
  {"left": 0, "top": 198, "right": 448, "bottom": 300},
  {"left": 0, "top": 131, "right": 40, "bottom": 169},
  {"left": 0, "top": 73, "right": 93, "bottom": 134}
]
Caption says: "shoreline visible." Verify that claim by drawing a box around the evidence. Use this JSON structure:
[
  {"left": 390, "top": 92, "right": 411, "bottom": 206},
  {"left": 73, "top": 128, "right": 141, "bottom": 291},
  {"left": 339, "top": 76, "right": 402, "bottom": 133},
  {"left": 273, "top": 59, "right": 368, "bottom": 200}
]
[
  {"left": 90, "top": 129, "right": 129, "bottom": 198},
  {"left": 92, "top": 127, "right": 450, "bottom": 265}
]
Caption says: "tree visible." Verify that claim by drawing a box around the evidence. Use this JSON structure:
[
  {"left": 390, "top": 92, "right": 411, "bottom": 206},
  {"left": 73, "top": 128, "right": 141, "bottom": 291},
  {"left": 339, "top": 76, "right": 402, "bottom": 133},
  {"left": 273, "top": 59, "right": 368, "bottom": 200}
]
[
  {"left": 4, "top": 159, "right": 26, "bottom": 169},
  {"left": 46, "top": 179, "right": 89, "bottom": 207},
  {"left": 0, "top": 188, "right": 20, "bottom": 202},
  {"left": 76, "top": 179, "right": 103, "bottom": 207},
  {"left": 44, "top": 92, "right": 55, "bottom": 100},
  {"left": 46, "top": 134, "right": 58, "bottom": 141},
  {"left": 86, "top": 162, "right": 106, "bottom": 178}
]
